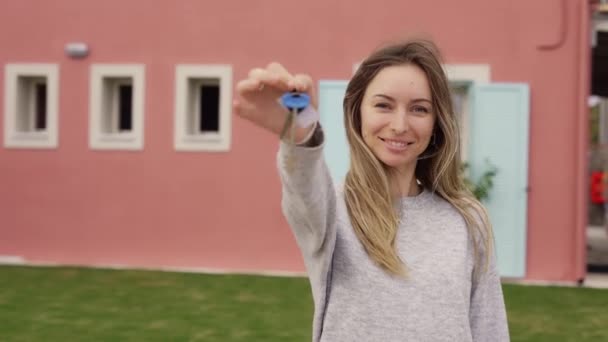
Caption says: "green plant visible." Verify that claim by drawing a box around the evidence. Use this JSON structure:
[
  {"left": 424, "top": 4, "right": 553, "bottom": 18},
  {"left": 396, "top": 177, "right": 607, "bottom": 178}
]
[
  {"left": 590, "top": 104, "right": 600, "bottom": 146},
  {"left": 462, "top": 160, "right": 498, "bottom": 202}
]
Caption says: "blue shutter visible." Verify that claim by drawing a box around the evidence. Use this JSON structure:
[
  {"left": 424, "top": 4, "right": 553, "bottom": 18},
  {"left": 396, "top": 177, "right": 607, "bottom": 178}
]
[
  {"left": 469, "top": 83, "right": 530, "bottom": 278},
  {"left": 318, "top": 81, "right": 349, "bottom": 184}
]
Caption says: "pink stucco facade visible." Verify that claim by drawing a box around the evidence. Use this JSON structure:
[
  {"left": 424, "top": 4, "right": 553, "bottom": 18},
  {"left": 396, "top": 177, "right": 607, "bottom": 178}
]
[{"left": 0, "top": 0, "right": 590, "bottom": 282}]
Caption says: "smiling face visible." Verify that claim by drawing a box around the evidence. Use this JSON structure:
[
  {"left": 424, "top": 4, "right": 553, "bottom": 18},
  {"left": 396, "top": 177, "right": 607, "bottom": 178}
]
[{"left": 360, "top": 64, "right": 436, "bottom": 173}]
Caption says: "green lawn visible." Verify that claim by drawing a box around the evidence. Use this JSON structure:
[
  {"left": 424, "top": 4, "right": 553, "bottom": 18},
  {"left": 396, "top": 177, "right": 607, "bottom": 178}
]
[{"left": 0, "top": 265, "right": 607, "bottom": 341}]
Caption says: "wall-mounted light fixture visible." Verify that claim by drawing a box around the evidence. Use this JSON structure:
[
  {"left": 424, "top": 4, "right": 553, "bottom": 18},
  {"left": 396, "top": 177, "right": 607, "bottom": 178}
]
[{"left": 65, "top": 43, "right": 89, "bottom": 59}]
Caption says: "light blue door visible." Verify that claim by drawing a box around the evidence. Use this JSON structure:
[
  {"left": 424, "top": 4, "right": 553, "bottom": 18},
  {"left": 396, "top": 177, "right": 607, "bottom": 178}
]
[
  {"left": 318, "top": 81, "right": 349, "bottom": 184},
  {"left": 469, "top": 83, "right": 530, "bottom": 278}
]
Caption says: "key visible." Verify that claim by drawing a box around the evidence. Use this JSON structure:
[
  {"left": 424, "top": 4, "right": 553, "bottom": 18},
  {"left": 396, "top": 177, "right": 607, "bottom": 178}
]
[{"left": 280, "top": 92, "right": 311, "bottom": 173}]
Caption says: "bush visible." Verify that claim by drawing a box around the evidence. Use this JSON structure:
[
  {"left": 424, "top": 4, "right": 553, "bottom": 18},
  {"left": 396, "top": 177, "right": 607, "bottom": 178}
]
[{"left": 462, "top": 160, "right": 498, "bottom": 202}]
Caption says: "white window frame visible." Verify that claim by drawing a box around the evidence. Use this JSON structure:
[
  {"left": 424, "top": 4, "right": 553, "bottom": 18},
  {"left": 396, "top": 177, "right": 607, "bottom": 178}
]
[
  {"left": 4, "top": 64, "right": 59, "bottom": 149},
  {"left": 89, "top": 64, "right": 145, "bottom": 150},
  {"left": 450, "top": 84, "right": 472, "bottom": 160},
  {"left": 443, "top": 64, "right": 490, "bottom": 84},
  {"left": 174, "top": 65, "right": 232, "bottom": 152}
]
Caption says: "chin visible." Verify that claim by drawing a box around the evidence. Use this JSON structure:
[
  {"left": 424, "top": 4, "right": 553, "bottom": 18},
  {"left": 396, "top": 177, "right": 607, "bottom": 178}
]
[{"left": 378, "top": 155, "right": 416, "bottom": 169}]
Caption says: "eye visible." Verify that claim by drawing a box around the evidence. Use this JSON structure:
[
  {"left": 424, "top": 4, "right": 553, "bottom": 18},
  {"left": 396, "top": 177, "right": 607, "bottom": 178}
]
[
  {"left": 412, "top": 106, "right": 430, "bottom": 113},
  {"left": 374, "top": 102, "right": 391, "bottom": 110}
]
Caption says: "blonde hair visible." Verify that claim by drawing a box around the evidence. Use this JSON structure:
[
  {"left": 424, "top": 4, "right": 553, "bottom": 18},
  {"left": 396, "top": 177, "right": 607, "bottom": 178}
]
[{"left": 343, "top": 38, "right": 493, "bottom": 277}]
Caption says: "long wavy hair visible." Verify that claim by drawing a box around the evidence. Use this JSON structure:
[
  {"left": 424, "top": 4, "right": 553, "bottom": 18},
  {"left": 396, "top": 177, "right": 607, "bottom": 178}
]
[{"left": 343, "top": 38, "right": 493, "bottom": 277}]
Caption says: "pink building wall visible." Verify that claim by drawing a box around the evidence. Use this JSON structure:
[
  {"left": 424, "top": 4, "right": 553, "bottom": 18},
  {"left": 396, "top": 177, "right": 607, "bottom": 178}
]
[{"left": 0, "top": 0, "right": 590, "bottom": 281}]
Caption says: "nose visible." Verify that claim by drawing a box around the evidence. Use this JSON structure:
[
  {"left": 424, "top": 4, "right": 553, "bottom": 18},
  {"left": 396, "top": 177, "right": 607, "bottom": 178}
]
[{"left": 389, "top": 110, "right": 409, "bottom": 134}]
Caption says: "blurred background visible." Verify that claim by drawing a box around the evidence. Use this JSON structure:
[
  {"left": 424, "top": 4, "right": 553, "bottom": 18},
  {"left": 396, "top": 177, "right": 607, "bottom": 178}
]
[{"left": 1, "top": 0, "right": 607, "bottom": 341}]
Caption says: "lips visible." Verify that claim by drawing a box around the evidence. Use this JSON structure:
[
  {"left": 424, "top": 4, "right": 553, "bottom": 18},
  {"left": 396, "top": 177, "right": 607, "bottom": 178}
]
[{"left": 380, "top": 137, "right": 414, "bottom": 151}]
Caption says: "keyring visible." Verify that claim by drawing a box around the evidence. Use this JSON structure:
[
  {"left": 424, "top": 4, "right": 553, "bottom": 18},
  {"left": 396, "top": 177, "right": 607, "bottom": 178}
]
[{"left": 280, "top": 92, "right": 310, "bottom": 113}]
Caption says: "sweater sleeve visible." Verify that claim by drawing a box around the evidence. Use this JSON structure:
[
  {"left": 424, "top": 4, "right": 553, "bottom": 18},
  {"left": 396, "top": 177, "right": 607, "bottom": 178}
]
[
  {"left": 469, "top": 238, "right": 511, "bottom": 341},
  {"left": 277, "top": 123, "right": 337, "bottom": 257}
]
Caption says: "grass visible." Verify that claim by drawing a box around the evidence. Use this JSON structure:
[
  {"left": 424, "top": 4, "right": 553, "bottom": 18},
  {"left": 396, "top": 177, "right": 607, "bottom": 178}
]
[
  {"left": 0, "top": 265, "right": 312, "bottom": 341},
  {"left": 0, "top": 265, "right": 607, "bottom": 341},
  {"left": 504, "top": 283, "right": 608, "bottom": 341}
]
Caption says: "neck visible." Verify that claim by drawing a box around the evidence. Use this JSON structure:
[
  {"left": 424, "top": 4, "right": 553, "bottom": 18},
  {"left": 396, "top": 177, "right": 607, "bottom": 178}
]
[{"left": 389, "top": 163, "right": 421, "bottom": 198}]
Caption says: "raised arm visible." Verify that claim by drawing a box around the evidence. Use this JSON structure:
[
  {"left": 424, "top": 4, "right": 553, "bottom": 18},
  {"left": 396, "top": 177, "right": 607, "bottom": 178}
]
[
  {"left": 277, "top": 123, "right": 337, "bottom": 254},
  {"left": 234, "top": 62, "right": 337, "bottom": 256}
]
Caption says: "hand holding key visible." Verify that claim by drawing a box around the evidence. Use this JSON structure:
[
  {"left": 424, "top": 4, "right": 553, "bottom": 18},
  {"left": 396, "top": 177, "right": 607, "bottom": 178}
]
[{"left": 234, "top": 62, "right": 318, "bottom": 143}]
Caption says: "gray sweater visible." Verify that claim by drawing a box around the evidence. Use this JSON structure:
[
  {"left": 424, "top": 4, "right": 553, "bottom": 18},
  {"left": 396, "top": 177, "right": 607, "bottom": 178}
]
[{"left": 277, "top": 131, "right": 510, "bottom": 342}]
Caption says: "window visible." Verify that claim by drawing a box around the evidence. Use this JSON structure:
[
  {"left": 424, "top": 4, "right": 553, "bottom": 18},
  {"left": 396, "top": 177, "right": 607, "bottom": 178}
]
[
  {"left": 450, "top": 84, "right": 471, "bottom": 160},
  {"left": 102, "top": 79, "right": 133, "bottom": 133},
  {"left": 4, "top": 64, "right": 59, "bottom": 148},
  {"left": 444, "top": 64, "right": 491, "bottom": 160},
  {"left": 90, "top": 64, "right": 144, "bottom": 150},
  {"left": 174, "top": 65, "right": 232, "bottom": 151}
]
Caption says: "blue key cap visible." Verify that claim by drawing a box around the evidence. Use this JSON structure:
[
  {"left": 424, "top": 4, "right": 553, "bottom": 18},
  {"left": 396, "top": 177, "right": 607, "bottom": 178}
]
[{"left": 281, "top": 92, "right": 310, "bottom": 113}]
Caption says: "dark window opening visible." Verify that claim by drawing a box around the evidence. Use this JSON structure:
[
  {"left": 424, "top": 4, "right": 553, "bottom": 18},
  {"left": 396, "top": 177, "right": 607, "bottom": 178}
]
[
  {"left": 118, "top": 84, "right": 133, "bottom": 131},
  {"left": 592, "top": 31, "right": 608, "bottom": 97},
  {"left": 199, "top": 85, "right": 220, "bottom": 132},
  {"left": 35, "top": 83, "right": 47, "bottom": 131}
]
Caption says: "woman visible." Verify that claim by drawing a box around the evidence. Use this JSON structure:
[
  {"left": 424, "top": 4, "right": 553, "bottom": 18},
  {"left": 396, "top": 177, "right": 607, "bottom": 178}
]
[{"left": 234, "top": 39, "right": 510, "bottom": 342}]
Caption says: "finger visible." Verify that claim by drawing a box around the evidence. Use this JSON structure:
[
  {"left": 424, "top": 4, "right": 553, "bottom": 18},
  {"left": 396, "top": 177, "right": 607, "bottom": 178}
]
[
  {"left": 233, "top": 98, "right": 256, "bottom": 119},
  {"left": 233, "top": 99, "right": 249, "bottom": 118},
  {"left": 294, "top": 73, "right": 317, "bottom": 107},
  {"left": 233, "top": 99, "right": 242, "bottom": 117},
  {"left": 266, "top": 62, "right": 292, "bottom": 79},
  {"left": 293, "top": 74, "right": 313, "bottom": 92},
  {"left": 236, "top": 78, "right": 262, "bottom": 96},
  {"left": 249, "top": 67, "right": 291, "bottom": 91},
  {"left": 267, "top": 62, "right": 296, "bottom": 89},
  {"left": 248, "top": 68, "right": 266, "bottom": 79}
]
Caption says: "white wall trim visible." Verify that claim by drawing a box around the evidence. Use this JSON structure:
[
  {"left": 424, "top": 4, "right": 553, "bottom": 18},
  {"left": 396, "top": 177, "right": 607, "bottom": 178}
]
[
  {"left": 0, "top": 260, "right": 308, "bottom": 278},
  {"left": 89, "top": 64, "right": 145, "bottom": 150},
  {"left": 0, "top": 255, "right": 26, "bottom": 264},
  {"left": 174, "top": 64, "right": 232, "bottom": 152},
  {"left": 4, "top": 260, "right": 605, "bottom": 288},
  {"left": 3, "top": 63, "right": 59, "bottom": 149}
]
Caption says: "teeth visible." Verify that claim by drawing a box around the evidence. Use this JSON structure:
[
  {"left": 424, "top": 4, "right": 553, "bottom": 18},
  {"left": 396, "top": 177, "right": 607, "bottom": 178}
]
[{"left": 386, "top": 140, "right": 407, "bottom": 148}]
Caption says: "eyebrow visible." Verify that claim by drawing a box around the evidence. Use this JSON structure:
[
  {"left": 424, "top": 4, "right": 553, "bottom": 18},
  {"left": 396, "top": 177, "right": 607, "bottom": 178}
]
[{"left": 372, "top": 94, "right": 432, "bottom": 104}]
